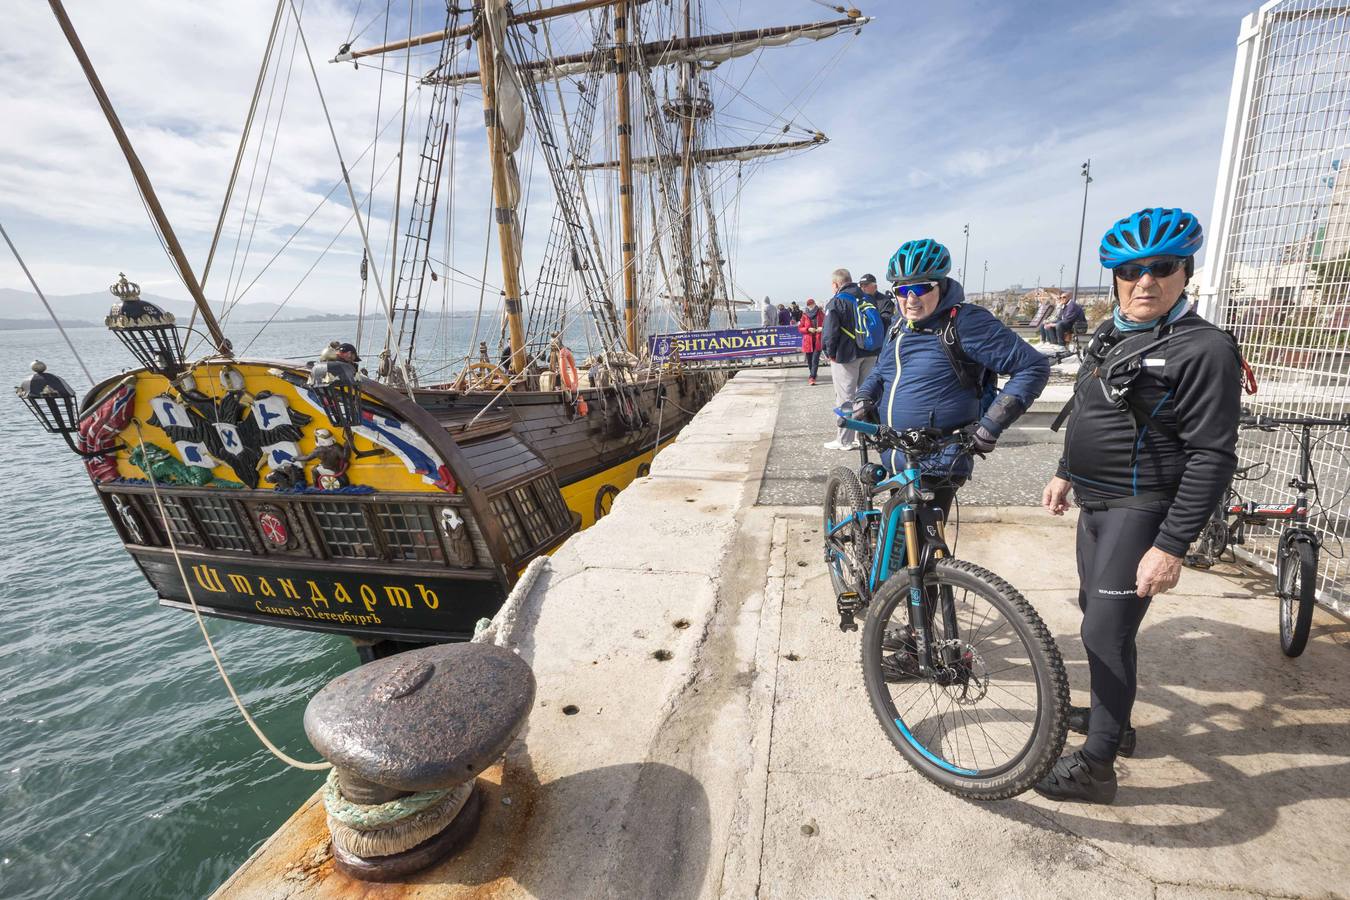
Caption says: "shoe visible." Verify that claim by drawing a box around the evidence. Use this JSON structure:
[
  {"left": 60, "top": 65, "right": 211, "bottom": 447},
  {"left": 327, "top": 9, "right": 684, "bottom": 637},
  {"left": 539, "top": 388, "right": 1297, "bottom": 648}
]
[
  {"left": 823, "top": 439, "right": 852, "bottom": 451},
  {"left": 808, "top": 377, "right": 817, "bottom": 385},
  {"left": 882, "top": 625, "right": 916, "bottom": 653},
  {"left": 1066, "top": 705, "right": 1137, "bottom": 758},
  {"left": 1033, "top": 750, "right": 1118, "bottom": 804},
  {"left": 881, "top": 650, "right": 922, "bottom": 682}
]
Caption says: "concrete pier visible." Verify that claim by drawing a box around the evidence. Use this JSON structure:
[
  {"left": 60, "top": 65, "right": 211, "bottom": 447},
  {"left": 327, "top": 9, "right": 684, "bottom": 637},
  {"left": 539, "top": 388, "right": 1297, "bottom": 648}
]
[{"left": 217, "top": 369, "right": 1350, "bottom": 899}]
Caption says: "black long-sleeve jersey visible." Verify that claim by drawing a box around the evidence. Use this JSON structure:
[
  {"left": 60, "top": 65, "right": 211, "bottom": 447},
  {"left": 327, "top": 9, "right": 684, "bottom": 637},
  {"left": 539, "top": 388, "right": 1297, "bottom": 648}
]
[{"left": 1056, "top": 312, "right": 1242, "bottom": 557}]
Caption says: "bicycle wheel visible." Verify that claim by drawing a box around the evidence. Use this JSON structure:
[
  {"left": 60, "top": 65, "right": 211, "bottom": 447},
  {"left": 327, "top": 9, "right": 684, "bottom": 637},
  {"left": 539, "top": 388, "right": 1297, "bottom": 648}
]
[
  {"left": 823, "top": 466, "right": 870, "bottom": 600},
  {"left": 1188, "top": 517, "right": 1228, "bottom": 569},
  {"left": 861, "top": 558, "right": 1069, "bottom": 800},
  {"left": 1277, "top": 539, "right": 1317, "bottom": 657}
]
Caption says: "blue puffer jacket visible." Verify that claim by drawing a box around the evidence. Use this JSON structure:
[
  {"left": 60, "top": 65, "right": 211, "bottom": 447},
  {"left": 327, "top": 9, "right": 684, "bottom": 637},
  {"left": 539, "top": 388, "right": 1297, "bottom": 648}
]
[{"left": 856, "top": 279, "right": 1050, "bottom": 478}]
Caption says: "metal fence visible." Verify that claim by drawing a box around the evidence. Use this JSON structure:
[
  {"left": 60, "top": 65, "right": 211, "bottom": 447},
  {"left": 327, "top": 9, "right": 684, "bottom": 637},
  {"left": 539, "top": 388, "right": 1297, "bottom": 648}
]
[{"left": 1201, "top": 0, "right": 1350, "bottom": 616}]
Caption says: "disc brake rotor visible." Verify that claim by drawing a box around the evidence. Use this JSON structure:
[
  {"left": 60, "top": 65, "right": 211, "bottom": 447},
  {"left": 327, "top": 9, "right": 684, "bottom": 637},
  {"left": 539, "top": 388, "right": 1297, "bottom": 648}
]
[{"left": 933, "top": 639, "right": 989, "bottom": 705}]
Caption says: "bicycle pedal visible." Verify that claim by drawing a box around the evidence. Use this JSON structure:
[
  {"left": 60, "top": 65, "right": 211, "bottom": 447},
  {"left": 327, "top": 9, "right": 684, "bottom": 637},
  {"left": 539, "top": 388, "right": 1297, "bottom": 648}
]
[{"left": 837, "top": 592, "right": 860, "bottom": 632}]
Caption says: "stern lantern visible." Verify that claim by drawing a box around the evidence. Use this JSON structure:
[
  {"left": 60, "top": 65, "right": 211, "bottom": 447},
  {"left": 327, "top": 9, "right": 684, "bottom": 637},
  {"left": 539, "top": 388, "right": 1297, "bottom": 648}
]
[
  {"left": 307, "top": 356, "right": 364, "bottom": 428},
  {"left": 105, "top": 273, "right": 186, "bottom": 376},
  {"left": 16, "top": 360, "right": 82, "bottom": 453}
]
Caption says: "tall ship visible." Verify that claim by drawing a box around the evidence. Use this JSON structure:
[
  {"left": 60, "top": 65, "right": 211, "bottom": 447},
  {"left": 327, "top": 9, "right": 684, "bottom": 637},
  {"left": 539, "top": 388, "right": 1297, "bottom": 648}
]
[{"left": 18, "top": 0, "right": 870, "bottom": 658}]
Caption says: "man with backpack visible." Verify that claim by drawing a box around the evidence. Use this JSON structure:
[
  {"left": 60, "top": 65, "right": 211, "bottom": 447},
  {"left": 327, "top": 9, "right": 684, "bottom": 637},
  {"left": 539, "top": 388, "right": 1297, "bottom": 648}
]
[
  {"left": 1037, "top": 207, "right": 1241, "bottom": 805},
  {"left": 822, "top": 267, "right": 885, "bottom": 450},
  {"left": 851, "top": 239, "right": 1050, "bottom": 515},
  {"left": 860, "top": 273, "right": 897, "bottom": 332}
]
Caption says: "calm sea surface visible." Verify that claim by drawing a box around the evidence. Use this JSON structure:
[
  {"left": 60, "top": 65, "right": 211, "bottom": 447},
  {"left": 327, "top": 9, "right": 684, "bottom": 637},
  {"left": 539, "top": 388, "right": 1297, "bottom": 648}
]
[
  {"left": 0, "top": 321, "right": 440, "bottom": 900},
  {"left": 0, "top": 308, "right": 738, "bottom": 898}
]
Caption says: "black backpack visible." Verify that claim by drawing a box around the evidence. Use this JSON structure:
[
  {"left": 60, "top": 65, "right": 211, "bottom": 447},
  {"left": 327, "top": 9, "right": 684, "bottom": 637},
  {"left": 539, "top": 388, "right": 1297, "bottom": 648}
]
[{"left": 908, "top": 304, "right": 997, "bottom": 413}]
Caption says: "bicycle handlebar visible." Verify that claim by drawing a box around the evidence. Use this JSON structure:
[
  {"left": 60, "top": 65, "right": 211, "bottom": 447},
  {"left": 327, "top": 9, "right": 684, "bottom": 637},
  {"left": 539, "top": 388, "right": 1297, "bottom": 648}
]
[
  {"left": 1239, "top": 410, "right": 1350, "bottom": 430},
  {"left": 836, "top": 416, "right": 971, "bottom": 457}
]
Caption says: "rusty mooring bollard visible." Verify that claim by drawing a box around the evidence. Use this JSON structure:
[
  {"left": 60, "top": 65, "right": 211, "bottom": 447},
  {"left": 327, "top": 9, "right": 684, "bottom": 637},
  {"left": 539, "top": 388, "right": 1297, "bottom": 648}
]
[{"left": 304, "top": 642, "right": 535, "bottom": 882}]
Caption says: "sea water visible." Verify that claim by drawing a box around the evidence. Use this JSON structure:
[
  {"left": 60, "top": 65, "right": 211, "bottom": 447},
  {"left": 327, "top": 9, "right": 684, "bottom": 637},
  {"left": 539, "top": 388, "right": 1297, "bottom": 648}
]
[
  {"left": 0, "top": 308, "right": 739, "bottom": 898},
  {"left": 0, "top": 321, "right": 407, "bottom": 899}
]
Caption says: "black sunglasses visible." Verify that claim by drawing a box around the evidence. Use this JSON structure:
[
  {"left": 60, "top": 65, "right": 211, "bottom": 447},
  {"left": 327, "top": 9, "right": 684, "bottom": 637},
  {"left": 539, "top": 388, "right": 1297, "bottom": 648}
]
[{"left": 1115, "top": 257, "right": 1186, "bottom": 282}]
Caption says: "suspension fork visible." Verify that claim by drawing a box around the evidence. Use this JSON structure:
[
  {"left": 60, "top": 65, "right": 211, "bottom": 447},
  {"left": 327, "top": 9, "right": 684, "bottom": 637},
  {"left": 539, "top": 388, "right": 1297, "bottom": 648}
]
[
  {"left": 908, "top": 507, "right": 960, "bottom": 672},
  {"left": 901, "top": 505, "right": 937, "bottom": 673}
]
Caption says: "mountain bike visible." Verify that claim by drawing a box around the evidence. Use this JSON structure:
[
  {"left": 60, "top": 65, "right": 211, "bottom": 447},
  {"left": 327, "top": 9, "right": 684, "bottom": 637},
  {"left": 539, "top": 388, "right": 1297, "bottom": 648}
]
[
  {"left": 1187, "top": 410, "right": 1350, "bottom": 657},
  {"left": 823, "top": 417, "right": 1068, "bottom": 799}
]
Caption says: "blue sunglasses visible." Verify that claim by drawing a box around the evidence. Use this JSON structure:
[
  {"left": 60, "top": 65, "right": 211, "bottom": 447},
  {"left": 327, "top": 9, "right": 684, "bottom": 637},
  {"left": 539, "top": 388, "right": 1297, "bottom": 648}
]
[{"left": 892, "top": 280, "right": 939, "bottom": 298}]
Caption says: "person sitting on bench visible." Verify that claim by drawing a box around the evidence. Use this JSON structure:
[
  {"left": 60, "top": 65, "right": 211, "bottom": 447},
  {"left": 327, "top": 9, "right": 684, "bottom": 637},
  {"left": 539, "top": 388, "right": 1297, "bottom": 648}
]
[{"left": 1049, "top": 296, "right": 1086, "bottom": 345}]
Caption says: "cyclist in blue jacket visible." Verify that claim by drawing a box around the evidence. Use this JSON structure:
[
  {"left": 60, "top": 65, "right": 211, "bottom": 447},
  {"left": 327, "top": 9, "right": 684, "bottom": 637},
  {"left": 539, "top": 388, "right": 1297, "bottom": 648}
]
[{"left": 853, "top": 239, "right": 1050, "bottom": 515}]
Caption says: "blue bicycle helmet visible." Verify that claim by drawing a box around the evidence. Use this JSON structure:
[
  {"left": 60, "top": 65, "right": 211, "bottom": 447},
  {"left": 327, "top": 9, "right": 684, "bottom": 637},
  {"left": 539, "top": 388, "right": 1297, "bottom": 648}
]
[
  {"left": 886, "top": 238, "right": 952, "bottom": 284},
  {"left": 1099, "top": 207, "right": 1203, "bottom": 269}
]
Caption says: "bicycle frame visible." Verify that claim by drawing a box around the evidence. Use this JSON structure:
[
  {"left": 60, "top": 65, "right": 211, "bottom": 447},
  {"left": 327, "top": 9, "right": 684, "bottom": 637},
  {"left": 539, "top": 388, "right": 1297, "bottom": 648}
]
[
  {"left": 1214, "top": 418, "right": 1334, "bottom": 559},
  {"left": 839, "top": 417, "right": 963, "bottom": 677}
]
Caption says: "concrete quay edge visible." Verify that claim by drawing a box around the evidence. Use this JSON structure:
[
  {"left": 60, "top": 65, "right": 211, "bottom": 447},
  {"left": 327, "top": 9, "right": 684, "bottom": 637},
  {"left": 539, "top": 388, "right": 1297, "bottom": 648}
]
[{"left": 215, "top": 368, "right": 1350, "bottom": 900}]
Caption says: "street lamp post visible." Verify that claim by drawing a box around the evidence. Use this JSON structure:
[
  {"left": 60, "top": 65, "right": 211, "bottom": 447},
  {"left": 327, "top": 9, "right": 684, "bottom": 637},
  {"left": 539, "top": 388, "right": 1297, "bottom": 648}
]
[
  {"left": 961, "top": 223, "right": 970, "bottom": 285},
  {"left": 982, "top": 260, "right": 988, "bottom": 299},
  {"left": 1071, "top": 160, "right": 1093, "bottom": 303},
  {"left": 1058, "top": 264, "right": 1065, "bottom": 291}
]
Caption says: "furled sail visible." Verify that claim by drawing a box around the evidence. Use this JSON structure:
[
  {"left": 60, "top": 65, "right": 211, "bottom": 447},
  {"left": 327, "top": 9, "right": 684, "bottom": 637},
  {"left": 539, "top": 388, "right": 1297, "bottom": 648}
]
[
  {"left": 426, "top": 16, "right": 872, "bottom": 87},
  {"left": 580, "top": 135, "right": 827, "bottom": 173}
]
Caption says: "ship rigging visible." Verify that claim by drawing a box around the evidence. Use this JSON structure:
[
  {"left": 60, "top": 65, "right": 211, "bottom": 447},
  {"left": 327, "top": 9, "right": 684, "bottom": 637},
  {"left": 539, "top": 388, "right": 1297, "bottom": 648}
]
[{"left": 18, "top": 0, "right": 871, "bottom": 658}]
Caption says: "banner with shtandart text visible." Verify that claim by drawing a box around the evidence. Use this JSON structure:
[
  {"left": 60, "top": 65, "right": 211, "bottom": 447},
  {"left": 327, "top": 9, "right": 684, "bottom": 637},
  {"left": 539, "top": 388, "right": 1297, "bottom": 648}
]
[{"left": 648, "top": 326, "right": 802, "bottom": 362}]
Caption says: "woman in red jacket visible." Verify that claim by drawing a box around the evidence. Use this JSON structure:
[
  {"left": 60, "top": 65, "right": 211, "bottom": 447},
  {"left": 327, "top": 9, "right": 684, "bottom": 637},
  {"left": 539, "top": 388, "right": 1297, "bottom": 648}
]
[{"left": 798, "top": 297, "right": 825, "bottom": 385}]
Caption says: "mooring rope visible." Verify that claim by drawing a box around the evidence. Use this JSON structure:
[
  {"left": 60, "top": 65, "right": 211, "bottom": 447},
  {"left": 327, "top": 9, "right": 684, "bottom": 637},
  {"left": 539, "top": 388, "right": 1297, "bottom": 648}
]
[{"left": 132, "top": 421, "right": 332, "bottom": 771}]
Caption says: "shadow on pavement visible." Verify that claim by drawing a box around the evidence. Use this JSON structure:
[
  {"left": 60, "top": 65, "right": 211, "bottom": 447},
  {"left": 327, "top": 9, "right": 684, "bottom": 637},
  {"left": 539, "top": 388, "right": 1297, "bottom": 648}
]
[{"left": 988, "top": 612, "right": 1350, "bottom": 851}]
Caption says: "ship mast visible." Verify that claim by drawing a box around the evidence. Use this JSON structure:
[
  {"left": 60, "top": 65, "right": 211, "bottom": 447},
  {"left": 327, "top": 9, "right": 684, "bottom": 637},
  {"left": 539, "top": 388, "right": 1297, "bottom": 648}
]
[
  {"left": 679, "top": 0, "right": 698, "bottom": 325},
  {"left": 614, "top": 0, "right": 639, "bottom": 354},
  {"left": 474, "top": 1, "right": 528, "bottom": 378},
  {"left": 345, "top": 3, "right": 871, "bottom": 373},
  {"left": 48, "top": 0, "right": 231, "bottom": 356}
]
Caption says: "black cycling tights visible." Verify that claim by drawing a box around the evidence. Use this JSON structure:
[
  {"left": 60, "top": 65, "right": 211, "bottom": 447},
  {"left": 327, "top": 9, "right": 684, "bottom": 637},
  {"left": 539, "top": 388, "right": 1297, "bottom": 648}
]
[{"left": 1076, "top": 502, "right": 1166, "bottom": 763}]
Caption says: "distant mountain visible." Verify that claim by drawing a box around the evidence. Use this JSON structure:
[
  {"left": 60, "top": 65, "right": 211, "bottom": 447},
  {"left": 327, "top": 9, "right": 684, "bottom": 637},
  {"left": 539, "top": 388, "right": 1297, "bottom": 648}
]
[
  {"left": 0, "top": 316, "right": 102, "bottom": 330},
  {"left": 0, "top": 287, "right": 346, "bottom": 328}
]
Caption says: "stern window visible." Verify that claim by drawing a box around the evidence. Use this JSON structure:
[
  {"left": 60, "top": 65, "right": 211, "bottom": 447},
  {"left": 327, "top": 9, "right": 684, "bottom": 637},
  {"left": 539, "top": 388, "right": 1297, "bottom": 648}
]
[
  {"left": 311, "top": 501, "right": 378, "bottom": 559},
  {"left": 374, "top": 503, "right": 444, "bottom": 563},
  {"left": 190, "top": 496, "right": 252, "bottom": 552}
]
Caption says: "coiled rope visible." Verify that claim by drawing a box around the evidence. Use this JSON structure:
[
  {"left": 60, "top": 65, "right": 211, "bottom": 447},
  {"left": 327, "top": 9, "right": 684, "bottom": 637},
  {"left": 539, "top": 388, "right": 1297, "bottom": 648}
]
[{"left": 132, "top": 421, "right": 331, "bottom": 771}]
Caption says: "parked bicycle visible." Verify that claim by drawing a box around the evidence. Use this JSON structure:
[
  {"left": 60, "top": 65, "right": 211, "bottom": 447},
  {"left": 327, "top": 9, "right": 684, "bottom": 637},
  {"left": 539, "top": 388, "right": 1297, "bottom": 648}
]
[
  {"left": 823, "top": 416, "right": 1068, "bottom": 799},
  {"left": 1186, "top": 409, "right": 1350, "bottom": 657}
]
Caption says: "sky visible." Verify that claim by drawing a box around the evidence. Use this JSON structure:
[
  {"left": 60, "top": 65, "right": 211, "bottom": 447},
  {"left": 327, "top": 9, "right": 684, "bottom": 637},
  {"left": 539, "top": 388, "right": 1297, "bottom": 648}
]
[{"left": 0, "top": 0, "right": 1262, "bottom": 320}]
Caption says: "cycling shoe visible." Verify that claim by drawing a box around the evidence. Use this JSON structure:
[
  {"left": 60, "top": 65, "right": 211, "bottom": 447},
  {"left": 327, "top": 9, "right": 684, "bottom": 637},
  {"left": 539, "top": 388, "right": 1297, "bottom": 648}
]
[
  {"left": 882, "top": 626, "right": 916, "bottom": 653},
  {"left": 880, "top": 650, "right": 922, "bottom": 682},
  {"left": 1066, "top": 705, "right": 1137, "bottom": 758},
  {"left": 1033, "top": 750, "right": 1118, "bottom": 804}
]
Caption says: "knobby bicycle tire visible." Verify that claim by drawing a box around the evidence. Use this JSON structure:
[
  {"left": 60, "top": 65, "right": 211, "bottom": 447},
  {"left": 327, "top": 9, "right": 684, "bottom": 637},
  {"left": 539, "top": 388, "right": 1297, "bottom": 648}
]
[
  {"left": 823, "top": 466, "right": 869, "bottom": 601},
  {"left": 1278, "top": 540, "right": 1317, "bottom": 657},
  {"left": 860, "top": 558, "right": 1069, "bottom": 800}
]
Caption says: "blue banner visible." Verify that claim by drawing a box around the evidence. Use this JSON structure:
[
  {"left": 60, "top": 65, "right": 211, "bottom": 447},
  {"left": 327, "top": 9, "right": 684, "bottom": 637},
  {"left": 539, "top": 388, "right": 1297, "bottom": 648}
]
[{"left": 648, "top": 326, "right": 803, "bottom": 362}]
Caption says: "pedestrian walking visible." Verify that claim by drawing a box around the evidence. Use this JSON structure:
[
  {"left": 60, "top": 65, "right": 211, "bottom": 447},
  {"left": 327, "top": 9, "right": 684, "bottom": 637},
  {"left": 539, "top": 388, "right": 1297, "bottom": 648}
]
[
  {"left": 761, "top": 296, "right": 776, "bottom": 327},
  {"left": 798, "top": 298, "right": 824, "bottom": 384},
  {"left": 821, "top": 268, "right": 882, "bottom": 450}
]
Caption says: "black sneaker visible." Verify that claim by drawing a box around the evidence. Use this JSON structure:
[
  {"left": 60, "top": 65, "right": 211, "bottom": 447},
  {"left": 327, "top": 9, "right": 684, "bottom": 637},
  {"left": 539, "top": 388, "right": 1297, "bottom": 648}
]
[
  {"left": 882, "top": 626, "right": 916, "bottom": 653},
  {"left": 1066, "top": 705, "right": 1137, "bottom": 758},
  {"left": 1033, "top": 750, "right": 1118, "bottom": 804},
  {"left": 880, "top": 650, "right": 922, "bottom": 682}
]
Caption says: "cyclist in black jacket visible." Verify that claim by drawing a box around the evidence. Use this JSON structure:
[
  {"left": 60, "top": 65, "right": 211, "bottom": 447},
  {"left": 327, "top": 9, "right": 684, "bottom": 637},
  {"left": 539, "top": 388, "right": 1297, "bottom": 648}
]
[{"left": 1037, "top": 207, "right": 1241, "bottom": 804}]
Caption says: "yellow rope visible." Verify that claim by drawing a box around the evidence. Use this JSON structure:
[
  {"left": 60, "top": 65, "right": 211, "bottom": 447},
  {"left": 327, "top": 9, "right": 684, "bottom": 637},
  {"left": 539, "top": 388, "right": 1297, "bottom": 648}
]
[{"left": 132, "top": 421, "right": 332, "bottom": 772}]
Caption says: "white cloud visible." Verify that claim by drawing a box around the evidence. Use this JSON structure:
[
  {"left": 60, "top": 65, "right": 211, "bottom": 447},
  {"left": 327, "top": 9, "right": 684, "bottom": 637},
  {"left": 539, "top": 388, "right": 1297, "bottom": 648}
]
[{"left": 0, "top": 0, "right": 1260, "bottom": 329}]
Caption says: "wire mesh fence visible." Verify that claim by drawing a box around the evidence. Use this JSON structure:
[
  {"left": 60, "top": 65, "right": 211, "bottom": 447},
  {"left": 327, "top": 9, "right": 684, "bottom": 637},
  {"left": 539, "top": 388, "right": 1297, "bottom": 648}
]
[{"left": 1207, "top": 0, "right": 1350, "bottom": 615}]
